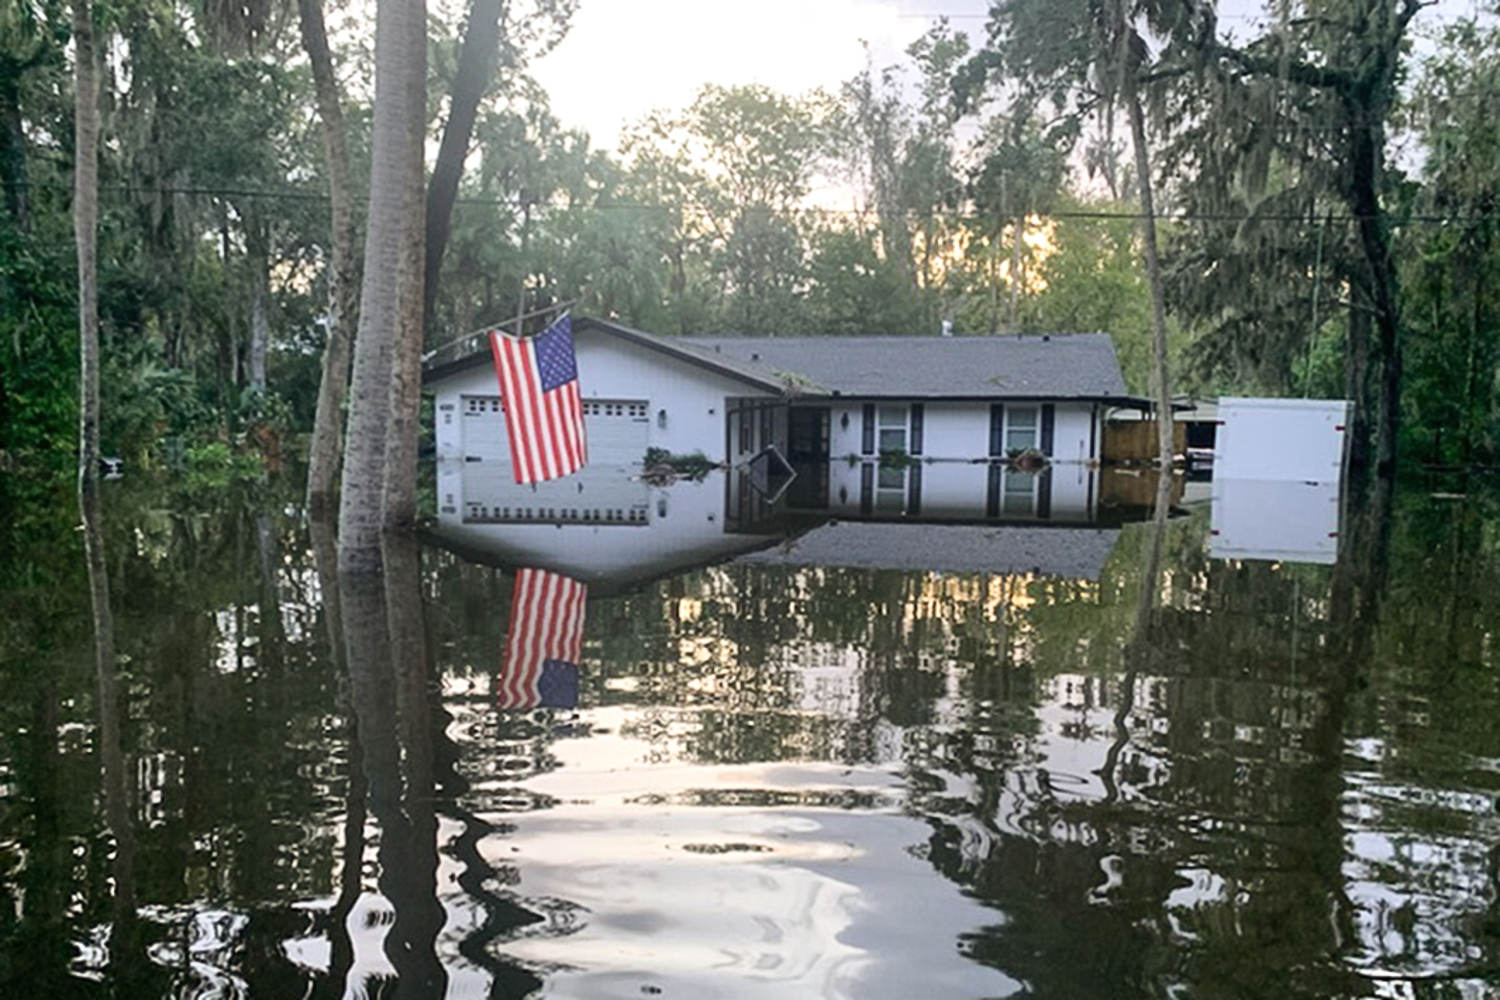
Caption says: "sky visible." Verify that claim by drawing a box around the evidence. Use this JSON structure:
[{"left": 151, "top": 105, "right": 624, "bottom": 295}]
[
  {"left": 529, "top": 0, "right": 1484, "bottom": 155},
  {"left": 529, "top": 0, "right": 991, "bottom": 152}
]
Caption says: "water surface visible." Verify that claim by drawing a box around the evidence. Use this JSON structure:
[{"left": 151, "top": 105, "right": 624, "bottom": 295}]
[{"left": 1, "top": 475, "right": 1497, "bottom": 998}]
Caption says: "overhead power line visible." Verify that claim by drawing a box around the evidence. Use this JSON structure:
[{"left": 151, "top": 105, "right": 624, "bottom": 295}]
[{"left": 7, "top": 179, "right": 1496, "bottom": 226}]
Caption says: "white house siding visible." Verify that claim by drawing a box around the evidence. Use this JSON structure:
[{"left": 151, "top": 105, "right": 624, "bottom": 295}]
[
  {"left": 821, "top": 457, "right": 1097, "bottom": 522},
  {"left": 1052, "top": 404, "right": 1098, "bottom": 464},
  {"left": 823, "top": 399, "right": 1098, "bottom": 462},
  {"left": 431, "top": 326, "right": 777, "bottom": 471},
  {"left": 433, "top": 466, "right": 768, "bottom": 586},
  {"left": 920, "top": 402, "right": 987, "bottom": 460}
]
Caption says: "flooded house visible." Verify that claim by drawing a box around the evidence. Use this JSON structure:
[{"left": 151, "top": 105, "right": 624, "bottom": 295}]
[
  {"left": 424, "top": 316, "right": 1155, "bottom": 535},
  {"left": 419, "top": 316, "right": 1181, "bottom": 597}
]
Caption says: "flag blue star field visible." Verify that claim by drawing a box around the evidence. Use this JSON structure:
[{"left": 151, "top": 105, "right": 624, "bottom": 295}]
[
  {"left": 498, "top": 568, "right": 586, "bottom": 710},
  {"left": 489, "top": 315, "right": 589, "bottom": 484}
]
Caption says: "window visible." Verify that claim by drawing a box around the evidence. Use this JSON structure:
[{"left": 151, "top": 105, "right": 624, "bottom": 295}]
[
  {"left": 1006, "top": 406, "right": 1038, "bottom": 453},
  {"left": 876, "top": 465, "right": 906, "bottom": 511},
  {"left": 878, "top": 406, "right": 907, "bottom": 453},
  {"left": 1002, "top": 469, "right": 1036, "bottom": 514}
]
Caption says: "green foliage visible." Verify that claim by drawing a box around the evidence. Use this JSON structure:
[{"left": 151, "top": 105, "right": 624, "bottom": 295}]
[
  {"left": 0, "top": 224, "right": 76, "bottom": 469},
  {"left": 643, "top": 447, "right": 717, "bottom": 482},
  {"left": 183, "top": 441, "right": 265, "bottom": 489},
  {"left": 1398, "top": 20, "right": 1500, "bottom": 466},
  {"left": 877, "top": 447, "right": 915, "bottom": 470},
  {"left": 7, "top": 0, "right": 1494, "bottom": 492}
]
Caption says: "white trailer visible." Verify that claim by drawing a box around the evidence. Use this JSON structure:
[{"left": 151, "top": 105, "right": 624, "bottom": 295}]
[
  {"left": 1213, "top": 397, "right": 1349, "bottom": 482},
  {"left": 1210, "top": 397, "right": 1350, "bottom": 565}
]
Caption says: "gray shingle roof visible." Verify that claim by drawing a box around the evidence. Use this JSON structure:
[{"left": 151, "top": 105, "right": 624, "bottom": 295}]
[
  {"left": 680, "top": 333, "right": 1128, "bottom": 399},
  {"left": 737, "top": 523, "right": 1122, "bottom": 581}
]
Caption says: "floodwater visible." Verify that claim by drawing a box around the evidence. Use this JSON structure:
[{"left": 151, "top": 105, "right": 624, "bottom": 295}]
[{"left": 1, "top": 471, "right": 1498, "bottom": 999}]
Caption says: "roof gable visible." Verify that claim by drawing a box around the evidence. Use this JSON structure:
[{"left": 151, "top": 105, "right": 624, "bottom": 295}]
[{"left": 422, "top": 316, "right": 790, "bottom": 394}]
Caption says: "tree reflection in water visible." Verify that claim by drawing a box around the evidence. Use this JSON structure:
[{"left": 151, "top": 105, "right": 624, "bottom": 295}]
[{"left": 0, "top": 476, "right": 1495, "bottom": 996}]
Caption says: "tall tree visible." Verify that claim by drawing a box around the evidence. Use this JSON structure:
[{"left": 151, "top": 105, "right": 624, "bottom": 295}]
[
  {"left": 71, "top": 0, "right": 124, "bottom": 968},
  {"left": 245, "top": 209, "right": 271, "bottom": 394},
  {"left": 380, "top": 0, "right": 427, "bottom": 533},
  {"left": 969, "top": 109, "right": 1068, "bottom": 330},
  {"left": 423, "top": 0, "right": 576, "bottom": 334},
  {"left": 963, "top": 0, "right": 1199, "bottom": 465},
  {"left": 1402, "top": 19, "right": 1500, "bottom": 467},
  {"left": 299, "top": 0, "right": 360, "bottom": 517},
  {"left": 72, "top": 0, "right": 100, "bottom": 495},
  {"left": 338, "top": 0, "right": 427, "bottom": 570},
  {"left": 423, "top": 0, "right": 503, "bottom": 333},
  {"left": 1186, "top": 0, "right": 1430, "bottom": 476}
]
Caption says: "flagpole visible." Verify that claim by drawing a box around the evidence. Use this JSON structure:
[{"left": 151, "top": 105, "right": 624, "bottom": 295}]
[
  {"left": 420, "top": 297, "right": 579, "bottom": 364},
  {"left": 514, "top": 197, "right": 531, "bottom": 346}
]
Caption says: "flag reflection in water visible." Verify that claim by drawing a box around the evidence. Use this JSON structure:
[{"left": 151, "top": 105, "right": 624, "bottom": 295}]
[{"left": 499, "top": 567, "right": 586, "bottom": 709}]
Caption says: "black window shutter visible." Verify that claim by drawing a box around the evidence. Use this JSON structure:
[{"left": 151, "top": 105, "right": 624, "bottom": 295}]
[
  {"left": 860, "top": 462, "right": 874, "bottom": 514},
  {"left": 986, "top": 463, "right": 1001, "bottom": 517},
  {"left": 1041, "top": 404, "right": 1055, "bottom": 455},
  {"left": 908, "top": 463, "right": 922, "bottom": 515},
  {"left": 910, "top": 403, "right": 924, "bottom": 455},
  {"left": 862, "top": 404, "right": 875, "bottom": 454},
  {"left": 1037, "top": 467, "right": 1053, "bottom": 519},
  {"left": 989, "top": 404, "right": 1005, "bottom": 457}
]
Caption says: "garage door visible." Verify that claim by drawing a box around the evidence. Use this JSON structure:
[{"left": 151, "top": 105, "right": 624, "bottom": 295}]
[
  {"left": 458, "top": 395, "right": 651, "bottom": 524},
  {"left": 460, "top": 395, "right": 650, "bottom": 466}
]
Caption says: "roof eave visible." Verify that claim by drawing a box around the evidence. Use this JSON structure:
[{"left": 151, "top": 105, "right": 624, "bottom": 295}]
[{"left": 420, "top": 315, "right": 792, "bottom": 395}]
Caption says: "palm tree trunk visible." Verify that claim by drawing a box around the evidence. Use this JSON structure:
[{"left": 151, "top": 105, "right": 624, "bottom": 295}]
[
  {"left": 381, "top": 1, "right": 428, "bottom": 532},
  {"left": 338, "top": 0, "right": 427, "bottom": 572},
  {"left": 74, "top": 0, "right": 130, "bottom": 946},
  {"left": 74, "top": 0, "right": 101, "bottom": 494},
  {"left": 1125, "top": 86, "right": 1173, "bottom": 469},
  {"left": 298, "top": 0, "right": 359, "bottom": 518},
  {"left": 73, "top": 0, "right": 113, "bottom": 722}
]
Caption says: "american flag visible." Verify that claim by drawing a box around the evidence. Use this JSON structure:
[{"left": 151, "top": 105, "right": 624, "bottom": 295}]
[
  {"left": 489, "top": 314, "right": 589, "bottom": 484},
  {"left": 498, "top": 568, "right": 587, "bottom": 710}
]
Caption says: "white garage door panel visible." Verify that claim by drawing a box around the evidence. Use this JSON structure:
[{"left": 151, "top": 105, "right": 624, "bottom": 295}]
[
  {"left": 458, "top": 395, "right": 651, "bottom": 525},
  {"left": 581, "top": 399, "right": 651, "bottom": 459},
  {"left": 460, "top": 464, "right": 650, "bottom": 525},
  {"left": 461, "top": 395, "right": 648, "bottom": 466}
]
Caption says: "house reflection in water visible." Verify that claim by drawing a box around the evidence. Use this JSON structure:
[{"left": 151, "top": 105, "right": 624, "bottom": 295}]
[{"left": 426, "top": 458, "right": 1175, "bottom": 592}]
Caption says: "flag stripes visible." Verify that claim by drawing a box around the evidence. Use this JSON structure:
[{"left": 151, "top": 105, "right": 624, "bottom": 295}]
[
  {"left": 489, "top": 316, "right": 588, "bottom": 485},
  {"left": 499, "top": 568, "right": 587, "bottom": 710}
]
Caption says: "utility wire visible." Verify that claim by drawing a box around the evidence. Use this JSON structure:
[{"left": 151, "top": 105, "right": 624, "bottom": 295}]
[{"left": 6, "top": 179, "right": 1495, "bottom": 225}]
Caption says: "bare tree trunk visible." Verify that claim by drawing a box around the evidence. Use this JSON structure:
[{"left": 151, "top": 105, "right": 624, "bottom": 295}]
[
  {"left": 246, "top": 213, "right": 270, "bottom": 395},
  {"left": 1125, "top": 87, "right": 1173, "bottom": 469},
  {"left": 298, "top": 0, "right": 359, "bottom": 518},
  {"left": 73, "top": 0, "right": 113, "bottom": 734},
  {"left": 381, "top": 1, "right": 428, "bottom": 532},
  {"left": 338, "top": 0, "right": 427, "bottom": 572},
  {"left": 1344, "top": 284, "right": 1374, "bottom": 473},
  {"left": 989, "top": 226, "right": 1001, "bottom": 333},
  {"left": 73, "top": 0, "right": 133, "bottom": 959},
  {"left": 1463, "top": 246, "right": 1486, "bottom": 467},
  {"left": 74, "top": 0, "right": 101, "bottom": 494},
  {"left": 1346, "top": 103, "right": 1401, "bottom": 480},
  {"left": 1008, "top": 211, "right": 1024, "bottom": 329},
  {"left": 423, "top": 0, "right": 504, "bottom": 333}
]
